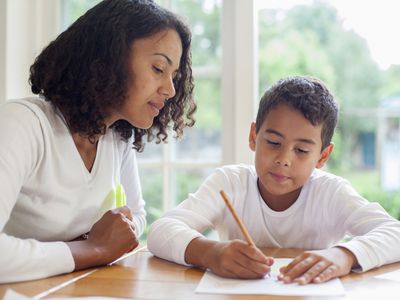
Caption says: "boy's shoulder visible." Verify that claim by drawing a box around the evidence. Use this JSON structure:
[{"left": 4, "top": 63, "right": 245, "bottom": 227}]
[
  {"left": 211, "top": 164, "right": 257, "bottom": 187},
  {"left": 307, "top": 168, "right": 351, "bottom": 189},
  {"left": 217, "top": 163, "right": 256, "bottom": 177}
]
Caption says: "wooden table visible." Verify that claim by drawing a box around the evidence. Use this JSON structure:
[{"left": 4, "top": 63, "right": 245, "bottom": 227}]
[{"left": 2, "top": 247, "right": 400, "bottom": 299}]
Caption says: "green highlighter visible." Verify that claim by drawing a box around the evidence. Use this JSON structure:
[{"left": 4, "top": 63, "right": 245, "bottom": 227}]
[{"left": 115, "top": 183, "right": 126, "bottom": 208}]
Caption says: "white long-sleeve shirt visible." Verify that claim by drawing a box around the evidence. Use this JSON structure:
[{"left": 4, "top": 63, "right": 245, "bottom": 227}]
[
  {"left": 0, "top": 97, "right": 146, "bottom": 283},
  {"left": 148, "top": 164, "right": 400, "bottom": 272}
]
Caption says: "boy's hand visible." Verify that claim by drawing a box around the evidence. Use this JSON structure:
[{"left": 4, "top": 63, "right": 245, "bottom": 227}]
[
  {"left": 278, "top": 247, "right": 357, "bottom": 284},
  {"left": 202, "top": 239, "right": 273, "bottom": 279}
]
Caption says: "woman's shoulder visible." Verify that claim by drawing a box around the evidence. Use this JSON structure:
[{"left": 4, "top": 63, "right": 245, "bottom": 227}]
[{"left": 0, "top": 97, "right": 55, "bottom": 123}]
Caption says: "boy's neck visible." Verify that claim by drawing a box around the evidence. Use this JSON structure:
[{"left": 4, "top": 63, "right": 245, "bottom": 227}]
[{"left": 257, "top": 179, "right": 302, "bottom": 212}]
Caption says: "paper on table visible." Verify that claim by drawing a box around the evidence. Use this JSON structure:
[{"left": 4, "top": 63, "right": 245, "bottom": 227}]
[
  {"left": 195, "top": 258, "right": 346, "bottom": 297},
  {"left": 375, "top": 269, "right": 400, "bottom": 282}
]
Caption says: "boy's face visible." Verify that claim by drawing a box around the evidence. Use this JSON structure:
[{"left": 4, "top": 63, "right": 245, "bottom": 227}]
[{"left": 249, "top": 104, "right": 333, "bottom": 207}]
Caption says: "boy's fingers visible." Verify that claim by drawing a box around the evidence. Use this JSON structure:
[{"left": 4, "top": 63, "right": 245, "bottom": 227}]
[
  {"left": 312, "top": 265, "right": 338, "bottom": 283},
  {"left": 294, "top": 260, "right": 331, "bottom": 285},
  {"left": 230, "top": 261, "right": 268, "bottom": 279},
  {"left": 234, "top": 254, "right": 271, "bottom": 277},
  {"left": 239, "top": 245, "right": 273, "bottom": 265},
  {"left": 281, "top": 256, "right": 319, "bottom": 283},
  {"left": 280, "top": 254, "right": 305, "bottom": 274}
]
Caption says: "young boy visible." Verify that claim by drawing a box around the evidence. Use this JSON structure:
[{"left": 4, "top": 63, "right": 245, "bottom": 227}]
[{"left": 147, "top": 76, "right": 400, "bottom": 285}]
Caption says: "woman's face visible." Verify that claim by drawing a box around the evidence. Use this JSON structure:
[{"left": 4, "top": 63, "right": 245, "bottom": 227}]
[{"left": 113, "top": 29, "right": 182, "bottom": 129}]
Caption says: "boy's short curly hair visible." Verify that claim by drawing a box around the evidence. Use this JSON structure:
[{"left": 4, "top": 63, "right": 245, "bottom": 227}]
[
  {"left": 29, "top": 0, "right": 196, "bottom": 151},
  {"left": 255, "top": 76, "right": 338, "bottom": 150}
]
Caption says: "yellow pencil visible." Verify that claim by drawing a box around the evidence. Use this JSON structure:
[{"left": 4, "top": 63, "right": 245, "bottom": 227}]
[{"left": 219, "top": 190, "right": 256, "bottom": 247}]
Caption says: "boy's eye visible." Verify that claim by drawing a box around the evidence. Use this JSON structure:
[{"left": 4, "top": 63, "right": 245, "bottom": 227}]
[
  {"left": 295, "top": 148, "right": 309, "bottom": 154},
  {"left": 267, "top": 140, "right": 280, "bottom": 147},
  {"left": 153, "top": 66, "right": 163, "bottom": 74}
]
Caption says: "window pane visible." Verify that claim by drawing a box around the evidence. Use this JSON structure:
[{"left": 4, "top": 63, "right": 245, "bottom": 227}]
[
  {"left": 138, "top": 140, "right": 162, "bottom": 160},
  {"left": 257, "top": 0, "right": 400, "bottom": 219},
  {"left": 172, "top": 167, "right": 215, "bottom": 206},
  {"left": 139, "top": 167, "right": 163, "bottom": 238},
  {"left": 170, "top": 0, "right": 222, "bottom": 67},
  {"left": 61, "top": 0, "right": 100, "bottom": 29},
  {"left": 173, "top": 77, "right": 221, "bottom": 161}
]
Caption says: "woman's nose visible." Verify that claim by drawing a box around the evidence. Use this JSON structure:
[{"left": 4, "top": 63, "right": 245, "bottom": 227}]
[{"left": 160, "top": 76, "right": 176, "bottom": 100}]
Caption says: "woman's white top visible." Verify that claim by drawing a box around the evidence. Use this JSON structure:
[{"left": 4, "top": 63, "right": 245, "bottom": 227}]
[{"left": 0, "top": 97, "right": 146, "bottom": 283}]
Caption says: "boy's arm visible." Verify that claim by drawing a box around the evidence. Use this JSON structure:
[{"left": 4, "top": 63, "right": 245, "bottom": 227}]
[
  {"left": 147, "top": 168, "right": 229, "bottom": 265},
  {"left": 328, "top": 181, "right": 400, "bottom": 272},
  {"left": 335, "top": 201, "right": 400, "bottom": 272},
  {"left": 280, "top": 179, "right": 400, "bottom": 284}
]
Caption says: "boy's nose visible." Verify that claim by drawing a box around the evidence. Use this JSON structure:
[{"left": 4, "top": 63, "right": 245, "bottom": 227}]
[{"left": 274, "top": 151, "right": 291, "bottom": 167}]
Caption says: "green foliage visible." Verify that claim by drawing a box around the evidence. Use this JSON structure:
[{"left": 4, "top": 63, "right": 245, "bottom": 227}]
[
  {"left": 140, "top": 171, "right": 163, "bottom": 240},
  {"left": 175, "top": 169, "right": 208, "bottom": 205},
  {"left": 381, "top": 65, "right": 400, "bottom": 98},
  {"left": 326, "top": 131, "right": 343, "bottom": 170},
  {"left": 171, "top": 0, "right": 221, "bottom": 66},
  {"left": 258, "top": 1, "right": 388, "bottom": 170},
  {"left": 194, "top": 79, "right": 221, "bottom": 129},
  {"left": 258, "top": 1, "right": 400, "bottom": 217},
  {"left": 61, "top": 0, "right": 101, "bottom": 27}
]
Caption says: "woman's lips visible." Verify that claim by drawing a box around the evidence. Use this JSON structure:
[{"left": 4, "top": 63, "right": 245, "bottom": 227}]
[{"left": 148, "top": 102, "right": 164, "bottom": 116}]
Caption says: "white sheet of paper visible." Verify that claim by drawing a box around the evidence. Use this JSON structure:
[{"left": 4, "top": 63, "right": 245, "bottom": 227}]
[
  {"left": 375, "top": 269, "right": 400, "bottom": 282},
  {"left": 195, "top": 258, "right": 346, "bottom": 296}
]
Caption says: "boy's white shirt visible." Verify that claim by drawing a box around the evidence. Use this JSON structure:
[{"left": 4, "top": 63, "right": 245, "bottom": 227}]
[
  {"left": 148, "top": 164, "right": 400, "bottom": 271},
  {"left": 0, "top": 97, "right": 146, "bottom": 283}
]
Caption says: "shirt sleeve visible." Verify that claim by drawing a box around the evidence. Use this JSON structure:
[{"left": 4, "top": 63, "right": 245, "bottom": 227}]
[
  {"left": 147, "top": 167, "right": 229, "bottom": 265},
  {"left": 120, "top": 140, "right": 146, "bottom": 238},
  {"left": 331, "top": 181, "right": 400, "bottom": 272},
  {"left": 0, "top": 102, "right": 74, "bottom": 283}
]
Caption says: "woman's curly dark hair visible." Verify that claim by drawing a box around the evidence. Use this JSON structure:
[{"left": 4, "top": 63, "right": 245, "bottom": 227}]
[{"left": 29, "top": 0, "right": 196, "bottom": 151}]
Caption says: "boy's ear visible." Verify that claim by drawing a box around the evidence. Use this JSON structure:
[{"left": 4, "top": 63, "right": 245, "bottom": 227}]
[
  {"left": 316, "top": 143, "right": 334, "bottom": 168},
  {"left": 249, "top": 122, "right": 257, "bottom": 152}
]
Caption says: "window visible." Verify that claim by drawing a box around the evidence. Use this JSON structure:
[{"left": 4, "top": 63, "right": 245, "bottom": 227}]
[
  {"left": 257, "top": 0, "right": 400, "bottom": 218},
  {"left": 135, "top": 0, "right": 223, "bottom": 236}
]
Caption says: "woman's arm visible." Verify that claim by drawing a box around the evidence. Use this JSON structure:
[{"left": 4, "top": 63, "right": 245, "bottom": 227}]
[{"left": 0, "top": 102, "right": 76, "bottom": 283}]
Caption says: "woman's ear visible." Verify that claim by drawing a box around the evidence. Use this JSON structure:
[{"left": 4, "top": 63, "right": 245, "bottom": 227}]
[
  {"left": 316, "top": 143, "right": 334, "bottom": 168},
  {"left": 249, "top": 122, "right": 257, "bottom": 152}
]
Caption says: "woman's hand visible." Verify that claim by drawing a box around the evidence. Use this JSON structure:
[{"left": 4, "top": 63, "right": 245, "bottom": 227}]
[
  {"left": 186, "top": 238, "right": 273, "bottom": 279},
  {"left": 67, "top": 206, "right": 138, "bottom": 270},
  {"left": 278, "top": 247, "right": 357, "bottom": 284}
]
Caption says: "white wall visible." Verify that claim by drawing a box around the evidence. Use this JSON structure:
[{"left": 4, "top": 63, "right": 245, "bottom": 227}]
[
  {"left": 2, "top": 0, "right": 60, "bottom": 102},
  {"left": 0, "top": 0, "right": 6, "bottom": 102}
]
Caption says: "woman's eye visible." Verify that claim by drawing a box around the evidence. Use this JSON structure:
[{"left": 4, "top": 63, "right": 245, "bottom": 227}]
[{"left": 153, "top": 66, "right": 163, "bottom": 74}]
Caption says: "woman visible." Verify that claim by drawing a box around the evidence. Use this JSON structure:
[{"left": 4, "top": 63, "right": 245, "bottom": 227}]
[{"left": 0, "top": 0, "right": 195, "bottom": 283}]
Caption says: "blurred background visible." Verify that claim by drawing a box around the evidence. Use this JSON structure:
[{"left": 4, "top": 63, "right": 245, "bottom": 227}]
[{"left": 1, "top": 0, "right": 399, "bottom": 239}]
